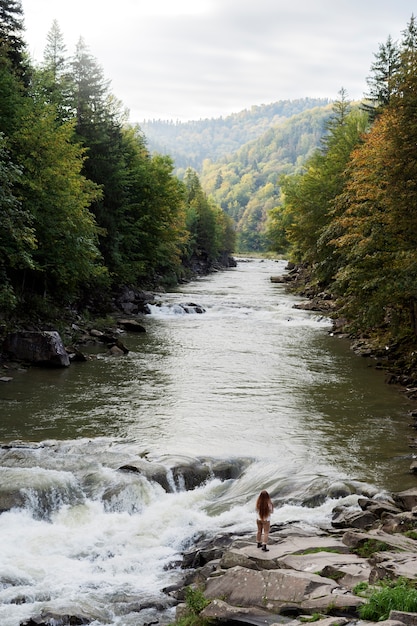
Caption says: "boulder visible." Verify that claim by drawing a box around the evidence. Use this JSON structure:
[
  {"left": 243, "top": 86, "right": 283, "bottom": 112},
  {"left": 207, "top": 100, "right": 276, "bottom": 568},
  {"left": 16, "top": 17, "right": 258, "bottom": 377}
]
[
  {"left": 389, "top": 611, "right": 417, "bottom": 626},
  {"left": 117, "top": 319, "right": 146, "bottom": 332},
  {"left": 332, "top": 507, "right": 378, "bottom": 530},
  {"left": 3, "top": 331, "right": 70, "bottom": 367},
  {"left": 394, "top": 489, "right": 417, "bottom": 511},
  {"left": 200, "top": 598, "right": 271, "bottom": 622},
  {"left": 342, "top": 529, "right": 417, "bottom": 553},
  {"left": 204, "top": 565, "right": 362, "bottom": 615},
  {"left": 278, "top": 552, "right": 371, "bottom": 588},
  {"left": 370, "top": 551, "right": 417, "bottom": 583}
]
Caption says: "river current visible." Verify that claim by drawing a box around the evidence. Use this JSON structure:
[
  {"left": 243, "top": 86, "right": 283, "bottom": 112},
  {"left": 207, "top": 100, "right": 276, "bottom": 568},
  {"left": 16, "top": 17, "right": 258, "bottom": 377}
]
[{"left": 0, "top": 258, "right": 415, "bottom": 626}]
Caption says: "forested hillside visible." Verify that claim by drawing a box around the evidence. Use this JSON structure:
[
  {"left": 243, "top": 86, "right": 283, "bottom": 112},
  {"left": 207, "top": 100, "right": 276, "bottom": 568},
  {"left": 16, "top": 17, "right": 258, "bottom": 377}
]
[
  {"left": 269, "top": 16, "right": 417, "bottom": 379},
  {"left": 0, "top": 3, "right": 234, "bottom": 325},
  {"left": 141, "top": 98, "right": 330, "bottom": 171},
  {"left": 200, "top": 104, "right": 333, "bottom": 252}
]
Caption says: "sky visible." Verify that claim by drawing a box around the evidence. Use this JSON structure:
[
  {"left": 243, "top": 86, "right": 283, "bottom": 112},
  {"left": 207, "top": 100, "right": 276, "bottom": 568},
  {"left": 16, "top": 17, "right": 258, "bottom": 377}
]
[{"left": 22, "top": 0, "right": 416, "bottom": 123}]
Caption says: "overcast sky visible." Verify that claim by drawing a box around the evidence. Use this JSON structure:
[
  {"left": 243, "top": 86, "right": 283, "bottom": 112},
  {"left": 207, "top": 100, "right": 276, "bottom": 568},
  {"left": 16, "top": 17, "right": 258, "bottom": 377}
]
[{"left": 22, "top": 0, "right": 416, "bottom": 123}]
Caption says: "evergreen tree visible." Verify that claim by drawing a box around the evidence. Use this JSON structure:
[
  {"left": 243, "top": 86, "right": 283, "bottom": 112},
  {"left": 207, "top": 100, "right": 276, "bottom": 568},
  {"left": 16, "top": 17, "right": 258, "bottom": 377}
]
[
  {"left": 363, "top": 35, "right": 401, "bottom": 121},
  {"left": 36, "top": 20, "right": 72, "bottom": 121},
  {"left": 0, "top": 132, "right": 35, "bottom": 312},
  {"left": 69, "top": 38, "right": 128, "bottom": 274},
  {"left": 0, "top": 0, "right": 27, "bottom": 80}
]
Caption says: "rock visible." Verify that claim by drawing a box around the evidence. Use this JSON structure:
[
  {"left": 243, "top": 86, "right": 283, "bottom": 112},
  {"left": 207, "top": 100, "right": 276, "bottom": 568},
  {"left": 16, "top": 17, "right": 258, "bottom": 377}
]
[
  {"left": 394, "top": 488, "right": 417, "bottom": 511},
  {"left": 278, "top": 552, "right": 371, "bottom": 587},
  {"left": 389, "top": 610, "right": 417, "bottom": 626},
  {"left": 182, "top": 535, "right": 235, "bottom": 569},
  {"left": 204, "top": 565, "right": 362, "bottom": 615},
  {"left": 270, "top": 275, "right": 287, "bottom": 283},
  {"left": 381, "top": 511, "right": 417, "bottom": 534},
  {"left": 89, "top": 329, "right": 104, "bottom": 338},
  {"left": 66, "top": 347, "right": 88, "bottom": 363},
  {"left": 179, "top": 302, "right": 206, "bottom": 314},
  {"left": 358, "top": 497, "right": 402, "bottom": 518},
  {"left": 220, "top": 548, "right": 261, "bottom": 571},
  {"left": 118, "top": 319, "right": 146, "bottom": 332},
  {"left": 342, "top": 529, "right": 417, "bottom": 553},
  {"left": 332, "top": 507, "right": 378, "bottom": 530},
  {"left": 3, "top": 331, "right": 70, "bottom": 367},
  {"left": 106, "top": 345, "right": 125, "bottom": 356},
  {"left": 370, "top": 551, "right": 417, "bottom": 583},
  {"left": 200, "top": 598, "right": 271, "bottom": 622},
  {"left": 118, "top": 460, "right": 171, "bottom": 492}
]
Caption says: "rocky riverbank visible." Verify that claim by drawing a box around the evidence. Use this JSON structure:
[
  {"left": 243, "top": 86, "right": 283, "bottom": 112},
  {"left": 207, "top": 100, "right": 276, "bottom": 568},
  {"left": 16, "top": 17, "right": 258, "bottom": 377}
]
[{"left": 173, "top": 489, "right": 417, "bottom": 626}]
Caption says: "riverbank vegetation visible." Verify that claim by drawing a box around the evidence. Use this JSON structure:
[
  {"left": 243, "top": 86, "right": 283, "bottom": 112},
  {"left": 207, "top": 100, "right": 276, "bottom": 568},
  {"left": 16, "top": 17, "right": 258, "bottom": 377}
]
[
  {"left": 0, "top": 2, "right": 235, "bottom": 329},
  {"left": 266, "top": 16, "right": 417, "bottom": 381}
]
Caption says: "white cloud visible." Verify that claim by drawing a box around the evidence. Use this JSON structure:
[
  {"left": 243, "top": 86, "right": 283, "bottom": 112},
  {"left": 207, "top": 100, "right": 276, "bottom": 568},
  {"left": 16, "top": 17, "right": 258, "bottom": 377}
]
[{"left": 22, "top": 0, "right": 417, "bottom": 122}]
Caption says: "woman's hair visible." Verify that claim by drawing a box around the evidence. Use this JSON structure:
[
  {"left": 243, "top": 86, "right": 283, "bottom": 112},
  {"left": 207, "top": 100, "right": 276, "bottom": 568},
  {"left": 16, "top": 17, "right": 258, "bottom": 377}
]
[{"left": 256, "top": 490, "right": 271, "bottom": 520}]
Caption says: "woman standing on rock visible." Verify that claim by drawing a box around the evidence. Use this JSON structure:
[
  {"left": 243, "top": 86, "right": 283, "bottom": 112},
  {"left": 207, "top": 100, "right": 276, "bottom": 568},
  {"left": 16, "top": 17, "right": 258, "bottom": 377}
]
[{"left": 256, "top": 490, "right": 274, "bottom": 551}]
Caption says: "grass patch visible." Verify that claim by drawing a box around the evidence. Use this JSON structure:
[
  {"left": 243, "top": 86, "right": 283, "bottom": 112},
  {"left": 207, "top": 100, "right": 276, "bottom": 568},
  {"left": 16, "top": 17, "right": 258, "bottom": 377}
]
[
  {"left": 404, "top": 530, "right": 417, "bottom": 541},
  {"left": 355, "top": 539, "right": 391, "bottom": 558},
  {"left": 297, "top": 548, "right": 341, "bottom": 555},
  {"left": 170, "top": 586, "right": 212, "bottom": 626},
  {"left": 359, "top": 578, "right": 417, "bottom": 621},
  {"left": 353, "top": 581, "right": 370, "bottom": 596},
  {"left": 300, "top": 614, "right": 325, "bottom": 622}
]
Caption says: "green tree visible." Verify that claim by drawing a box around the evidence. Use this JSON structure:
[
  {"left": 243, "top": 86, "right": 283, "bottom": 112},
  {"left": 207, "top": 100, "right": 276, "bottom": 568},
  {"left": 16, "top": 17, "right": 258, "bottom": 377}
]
[
  {"left": 278, "top": 91, "right": 368, "bottom": 285},
  {"left": 118, "top": 126, "right": 188, "bottom": 284},
  {"left": 69, "top": 37, "right": 129, "bottom": 274},
  {"left": 363, "top": 35, "right": 401, "bottom": 121},
  {"left": 12, "top": 102, "right": 105, "bottom": 301},
  {"left": 0, "top": 132, "right": 35, "bottom": 312},
  {"left": 0, "top": 0, "right": 27, "bottom": 81}
]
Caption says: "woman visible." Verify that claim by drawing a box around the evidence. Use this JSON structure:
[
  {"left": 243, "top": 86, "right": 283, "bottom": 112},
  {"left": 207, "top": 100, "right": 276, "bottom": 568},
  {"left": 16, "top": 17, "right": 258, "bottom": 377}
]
[{"left": 256, "top": 490, "right": 273, "bottom": 551}]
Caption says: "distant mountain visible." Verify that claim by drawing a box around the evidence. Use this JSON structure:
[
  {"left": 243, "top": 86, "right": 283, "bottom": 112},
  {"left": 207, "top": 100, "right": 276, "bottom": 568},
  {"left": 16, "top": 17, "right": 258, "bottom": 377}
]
[
  {"left": 200, "top": 104, "right": 333, "bottom": 252},
  {"left": 140, "top": 98, "right": 331, "bottom": 172}
]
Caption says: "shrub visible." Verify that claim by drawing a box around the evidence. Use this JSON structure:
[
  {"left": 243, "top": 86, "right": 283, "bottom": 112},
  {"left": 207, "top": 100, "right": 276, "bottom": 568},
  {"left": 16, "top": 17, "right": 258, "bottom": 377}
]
[{"left": 359, "top": 578, "right": 417, "bottom": 621}]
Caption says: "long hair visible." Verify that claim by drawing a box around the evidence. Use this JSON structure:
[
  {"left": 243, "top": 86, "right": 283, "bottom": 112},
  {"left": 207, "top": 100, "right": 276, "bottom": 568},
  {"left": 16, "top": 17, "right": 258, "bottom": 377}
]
[{"left": 256, "top": 490, "right": 271, "bottom": 520}]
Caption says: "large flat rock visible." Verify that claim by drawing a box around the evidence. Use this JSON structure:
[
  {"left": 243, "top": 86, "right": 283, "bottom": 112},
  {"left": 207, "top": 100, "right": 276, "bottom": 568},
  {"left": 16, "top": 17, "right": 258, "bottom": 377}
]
[{"left": 204, "top": 565, "right": 363, "bottom": 614}]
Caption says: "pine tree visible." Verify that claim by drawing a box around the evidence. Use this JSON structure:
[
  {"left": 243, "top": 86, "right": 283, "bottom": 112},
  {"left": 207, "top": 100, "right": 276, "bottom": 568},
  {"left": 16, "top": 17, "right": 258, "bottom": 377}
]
[
  {"left": 363, "top": 35, "right": 401, "bottom": 121},
  {"left": 0, "top": 0, "right": 28, "bottom": 82}
]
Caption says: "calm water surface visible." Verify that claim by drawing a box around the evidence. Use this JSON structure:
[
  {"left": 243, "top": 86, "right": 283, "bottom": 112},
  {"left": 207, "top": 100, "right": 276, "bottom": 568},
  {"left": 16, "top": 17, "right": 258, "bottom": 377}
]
[{"left": 0, "top": 258, "right": 415, "bottom": 626}]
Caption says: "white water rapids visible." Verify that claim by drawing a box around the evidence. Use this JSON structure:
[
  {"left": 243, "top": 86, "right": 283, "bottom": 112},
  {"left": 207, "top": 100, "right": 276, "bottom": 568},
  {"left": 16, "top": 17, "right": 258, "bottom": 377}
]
[{"left": 0, "top": 258, "right": 414, "bottom": 626}]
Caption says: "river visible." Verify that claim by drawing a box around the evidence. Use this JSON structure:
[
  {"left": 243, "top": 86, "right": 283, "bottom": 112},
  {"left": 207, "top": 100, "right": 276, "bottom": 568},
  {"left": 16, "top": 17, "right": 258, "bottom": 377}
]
[{"left": 0, "top": 258, "right": 415, "bottom": 626}]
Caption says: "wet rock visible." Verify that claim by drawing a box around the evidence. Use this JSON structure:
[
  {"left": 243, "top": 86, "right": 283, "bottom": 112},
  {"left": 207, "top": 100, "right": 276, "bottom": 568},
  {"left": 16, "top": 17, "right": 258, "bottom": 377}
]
[
  {"left": 106, "top": 345, "right": 125, "bottom": 356},
  {"left": 117, "top": 319, "right": 146, "bottom": 332},
  {"left": 358, "top": 497, "right": 402, "bottom": 518},
  {"left": 179, "top": 302, "right": 206, "bottom": 314},
  {"left": 394, "top": 488, "right": 417, "bottom": 511},
  {"left": 182, "top": 535, "right": 235, "bottom": 569},
  {"left": 3, "top": 331, "right": 70, "bottom": 367},
  {"left": 118, "top": 460, "right": 171, "bottom": 492},
  {"left": 171, "top": 463, "right": 211, "bottom": 490},
  {"left": 331, "top": 507, "right": 378, "bottom": 530}
]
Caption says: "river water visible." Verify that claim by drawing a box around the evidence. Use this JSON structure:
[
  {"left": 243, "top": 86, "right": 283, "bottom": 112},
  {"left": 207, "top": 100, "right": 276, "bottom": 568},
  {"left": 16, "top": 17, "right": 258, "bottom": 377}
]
[{"left": 0, "top": 258, "right": 415, "bottom": 626}]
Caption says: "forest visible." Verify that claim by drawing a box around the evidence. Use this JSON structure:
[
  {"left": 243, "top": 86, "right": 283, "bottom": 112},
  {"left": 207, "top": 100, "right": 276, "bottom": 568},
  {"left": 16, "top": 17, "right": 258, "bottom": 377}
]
[
  {"left": 2, "top": 0, "right": 417, "bottom": 378},
  {"left": 141, "top": 97, "right": 330, "bottom": 171},
  {"left": 0, "top": 0, "right": 235, "bottom": 325}
]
